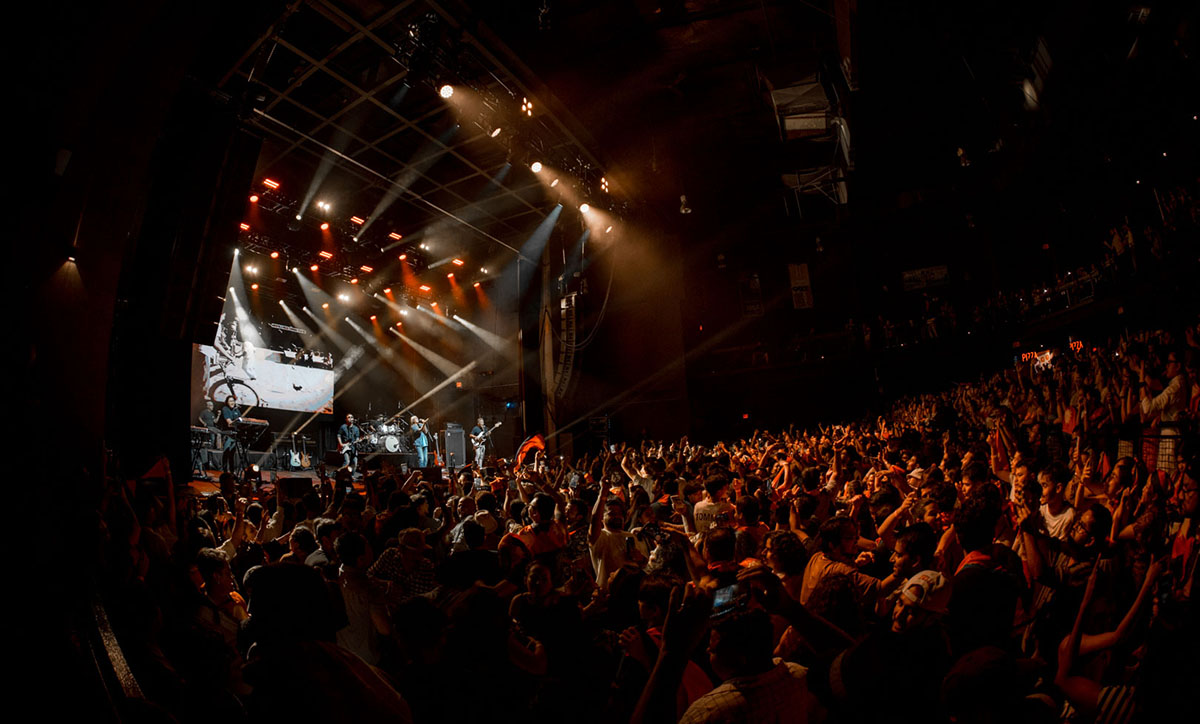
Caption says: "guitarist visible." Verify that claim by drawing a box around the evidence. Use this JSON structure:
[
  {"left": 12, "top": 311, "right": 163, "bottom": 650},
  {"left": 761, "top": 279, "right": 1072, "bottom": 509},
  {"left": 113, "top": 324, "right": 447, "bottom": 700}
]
[
  {"left": 337, "top": 414, "right": 362, "bottom": 474},
  {"left": 470, "top": 417, "right": 493, "bottom": 469}
]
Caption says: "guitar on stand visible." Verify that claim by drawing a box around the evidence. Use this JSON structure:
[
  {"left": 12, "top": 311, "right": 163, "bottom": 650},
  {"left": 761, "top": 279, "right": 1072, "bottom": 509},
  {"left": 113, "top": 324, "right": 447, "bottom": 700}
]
[{"left": 289, "top": 432, "right": 312, "bottom": 470}]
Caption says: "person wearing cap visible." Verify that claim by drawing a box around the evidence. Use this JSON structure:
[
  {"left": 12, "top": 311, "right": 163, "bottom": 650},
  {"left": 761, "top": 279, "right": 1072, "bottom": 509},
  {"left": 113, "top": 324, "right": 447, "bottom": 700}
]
[{"left": 891, "top": 569, "right": 952, "bottom": 634}]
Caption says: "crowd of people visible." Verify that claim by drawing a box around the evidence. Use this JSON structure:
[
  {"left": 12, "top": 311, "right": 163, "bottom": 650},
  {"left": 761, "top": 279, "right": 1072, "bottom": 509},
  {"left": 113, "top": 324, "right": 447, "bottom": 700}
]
[{"left": 93, "top": 314, "right": 1198, "bottom": 723}]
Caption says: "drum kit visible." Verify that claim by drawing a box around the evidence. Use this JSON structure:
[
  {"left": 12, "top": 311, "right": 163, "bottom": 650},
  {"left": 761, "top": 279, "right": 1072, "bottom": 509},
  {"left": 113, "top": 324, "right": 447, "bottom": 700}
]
[{"left": 358, "top": 415, "right": 414, "bottom": 455}]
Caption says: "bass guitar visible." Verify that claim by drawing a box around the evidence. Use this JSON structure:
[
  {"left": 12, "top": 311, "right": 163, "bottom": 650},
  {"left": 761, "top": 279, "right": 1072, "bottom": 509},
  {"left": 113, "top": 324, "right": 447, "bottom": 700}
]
[{"left": 471, "top": 421, "right": 503, "bottom": 449}]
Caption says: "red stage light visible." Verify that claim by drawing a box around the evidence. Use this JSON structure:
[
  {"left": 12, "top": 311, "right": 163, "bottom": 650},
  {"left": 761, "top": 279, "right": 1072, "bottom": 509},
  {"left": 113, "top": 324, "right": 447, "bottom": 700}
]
[
  {"left": 473, "top": 282, "right": 481, "bottom": 288},
  {"left": 388, "top": 232, "right": 403, "bottom": 240},
  {"left": 383, "top": 287, "right": 392, "bottom": 294},
  {"left": 270, "top": 251, "right": 279, "bottom": 259},
  {"left": 360, "top": 265, "right": 373, "bottom": 273},
  {"left": 447, "top": 273, "right": 455, "bottom": 279},
  {"left": 310, "top": 264, "right": 319, "bottom": 271},
  {"left": 419, "top": 285, "right": 431, "bottom": 292},
  {"left": 250, "top": 283, "right": 259, "bottom": 290},
  {"left": 239, "top": 223, "right": 250, "bottom": 231},
  {"left": 431, "top": 301, "right": 438, "bottom": 307},
  {"left": 320, "top": 222, "right": 330, "bottom": 230},
  {"left": 350, "top": 278, "right": 359, "bottom": 284},
  {"left": 452, "top": 258, "right": 465, "bottom": 266},
  {"left": 318, "top": 250, "right": 333, "bottom": 259},
  {"left": 262, "top": 178, "right": 279, "bottom": 189},
  {"left": 742, "top": 413, "right": 749, "bottom": 420},
  {"left": 369, "top": 315, "right": 377, "bottom": 321},
  {"left": 398, "top": 253, "right": 407, "bottom": 261},
  {"left": 350, "top": 216, "right": 365, "bottom": 225},
  {"left": 455, "top": 381, "right": 463, "bottom": 389},
  {"left": 249, "top": 195, "right": 259, "bottom": 203},
  {"left": 321, "top": 303, "right": 329, "bottom": 309}
]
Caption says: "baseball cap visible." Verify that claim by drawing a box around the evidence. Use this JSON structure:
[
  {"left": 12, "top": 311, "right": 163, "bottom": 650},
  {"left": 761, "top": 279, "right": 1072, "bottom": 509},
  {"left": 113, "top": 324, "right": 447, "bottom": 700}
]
[{"left": 900, "top": 570, "right": 951, "bottom": 613}]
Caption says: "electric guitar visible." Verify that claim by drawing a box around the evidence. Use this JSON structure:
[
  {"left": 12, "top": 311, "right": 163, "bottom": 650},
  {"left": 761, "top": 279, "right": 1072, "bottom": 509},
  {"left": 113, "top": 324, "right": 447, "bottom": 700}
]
[
  {"left": 472, "top": 422, "right": 502, "bottom": 450},
  {"left": 337, "top": 434, "right": 370, "bottom": 455}
]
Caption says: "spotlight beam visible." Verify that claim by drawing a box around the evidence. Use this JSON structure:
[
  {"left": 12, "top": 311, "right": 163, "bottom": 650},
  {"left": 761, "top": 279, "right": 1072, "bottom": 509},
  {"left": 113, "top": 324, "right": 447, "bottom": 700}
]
[
  {"left": 452, "top": 315, "right": 516, "bottom": 359},
  {"left": 250, "top": 108, "right": 533, "bottom": 261},
  {"left": 387, "top": 327, "right": 462, "bottom": 376}
]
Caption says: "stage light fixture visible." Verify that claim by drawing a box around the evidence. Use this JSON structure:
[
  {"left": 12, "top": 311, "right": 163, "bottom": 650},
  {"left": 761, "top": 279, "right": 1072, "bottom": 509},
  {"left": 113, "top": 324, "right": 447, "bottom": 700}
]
[
  {"left": 452, "top": 258, "right": 464, "bottom": 266},
  {"left": 322, "top": 302, "right": 330, "bottom": 309},
  {"left": 490, "top": 127, "right": 502, "bottom": 138},
  {"left": 605, "top": 225, "right": 613, "bottom": 233},
  {"left": 320, "top": 222, "right": 330, "bottom": 230},
  {"left": 291, "top": 267, "right": 298, "bottom": 273},
  {"left": 316, "top": 201, "right": 331, "bottom": 211},
  {"left": 270, "top": 251, "right": 279, "bottom": 259},
  {"left": 295, "top": 214, "right": 302, "bottom": 220},
  {"left": 250, "top": 283, "right": 259, "bottom": 290},
  {"left": 550, "top": 178, "right": 559, "bottom": 188},
  {"left": 480, "top": 267, "right": 488, "bottom": 273},
  {"left": 310, "top": 264, "right": 319, "bottom": 271},
  {"left": 399, "top": 253, "right": 408, "bottom": 261},
  {"left": 439, "top": 84, "right": 454, "bottom": 99},
  {"left": 447, "top": 273, "right": 454, "bottom": 279},
  {"left": 338, "top": 294, "right": 350, "bottom": 302},
  {"left": 68, "top": 255, "right": 76, "bottom": 263},
  {"left": 520, "top": 97, "right": 533, "bottom": 116},
  {"left": 360, "top": 265, "right": 373, "bottom": 273},
  {"left": 419, "top": 285, "right": 431, "bottom": 292},
  {"left": 239, "top": 223, "right": 250, "bottom": 231},
  {"left": 350, "top": 216, "right": 365, "bottom": 225},
  {"left": 419, "top": 243, "right": 428, "bottom": 250},
  {"left": 473, "top": 282, "right": 480, "bottom": 288},
  {"left": 318, "top": 250, "right": 334, "bottom": 259},
  {"left": 530, "top": 161, "right": 542, "bottom": 173},
  {"left": 233, "top": 249, "right": 239, "bottom": 256},
  {"left": 579, "top": 203, "right": 590, "bottom": 213},
  {"left": 400, "top": 310, "right": 408, "bottom": 316},
  {"left": 383, "top": 287, "right": 392, "bottom": 294},
  {"left": 249, "top": 195, "right": 259, "bottom": 203},
  {"left": 350, "top": 278, "right": 359, "bottom": 284},
  {"left": 370, "top": 315, "right": 376, "bottom": 321},
  {"left": 262, "top": 178, "right": 279, "bottom": 189},
  {"left": 431, "top": 301, "right": 438, "bottom": 307},
  {"left": 388, "top": 232, "right": 403, "bottom": 240},
  {"left": 396, "top": 322, "right": 402, "bottom": 327}
]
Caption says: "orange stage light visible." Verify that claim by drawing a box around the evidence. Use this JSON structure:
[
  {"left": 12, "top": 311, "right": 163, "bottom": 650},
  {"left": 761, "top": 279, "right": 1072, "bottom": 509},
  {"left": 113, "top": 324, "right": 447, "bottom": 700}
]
[
  {"left": 350, "top": 216, "right": 365, "bottom": 225},
  {"left": 269, "top": 251, "right": 279, "bottom": 259},
  {"left": 383, "top": 287, "right": 392, "bottom": 294},
  {"left": 318, "top": 250, "right": 333, "bottom": 259},
  {"left": 369, "top": 315, "right": 377, "bottom": 321},
  {"left": 360, "top": 265, "right": 373, "bottom": 273},
  {"left": 310, "top": 264, "right": 319, "bottom": 271},
  {"left": 473, "top": 282, "right": 481, "bottom": 288},
  {"left": 249, "top": 195, "right": 259, "bottom": 203},
  {"left": 447, "top": 273, "right": 455, "bottom": 279},
  {"left": 320, "top": 222, "right": 329, "bottom": 230},
  {"left": 350, "top": 278, "right": 359, "bottom": 285},
  {"left": 321, "top": 303, "right": 329, "bottom": 309},
  {"left": 398, "top": 253, "right": 407, "bottom": 261},
  {"left": 452, "top": 258, "right": 464, "bottom": 266},
  {"left": 262, "top": 179, "right": 279, "bottom": 189},
  {"left": 419, "top": 285, "right": 431, "bottom": 292},
  {"left": 250, "top": 283, "right": 259, "bottom": 290},
  {"left": 388, "top": 232, "right": 403, "bottom": 240},
  {"left": 239, "top": 223, "right": 250, "bottom": 231}
]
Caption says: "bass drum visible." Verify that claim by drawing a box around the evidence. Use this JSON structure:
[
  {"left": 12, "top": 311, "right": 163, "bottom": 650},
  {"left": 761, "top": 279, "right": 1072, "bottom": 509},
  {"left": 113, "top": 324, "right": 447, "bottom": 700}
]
[{"left": 383, "top": 434, "right": 401, "bottom": 453}]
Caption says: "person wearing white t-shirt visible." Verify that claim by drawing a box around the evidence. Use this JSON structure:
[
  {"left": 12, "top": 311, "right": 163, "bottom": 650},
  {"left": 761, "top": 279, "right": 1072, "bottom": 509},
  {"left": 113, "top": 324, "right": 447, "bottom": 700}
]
[
  {"left": 1038, "top": 462, "right": 1076, "bottom": 541},
  {"left": 692, "top": 475, "right": 735, "bottom": 537},
  {"left": 589, "top": 491, "right": 635, "bottom": 590}
]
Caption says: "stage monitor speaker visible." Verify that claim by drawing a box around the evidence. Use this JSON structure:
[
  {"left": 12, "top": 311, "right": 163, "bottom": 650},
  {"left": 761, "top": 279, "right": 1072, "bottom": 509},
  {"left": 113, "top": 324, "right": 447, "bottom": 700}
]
[{"left": 443, "top": 428, "right": 467, "bottom": 468}]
